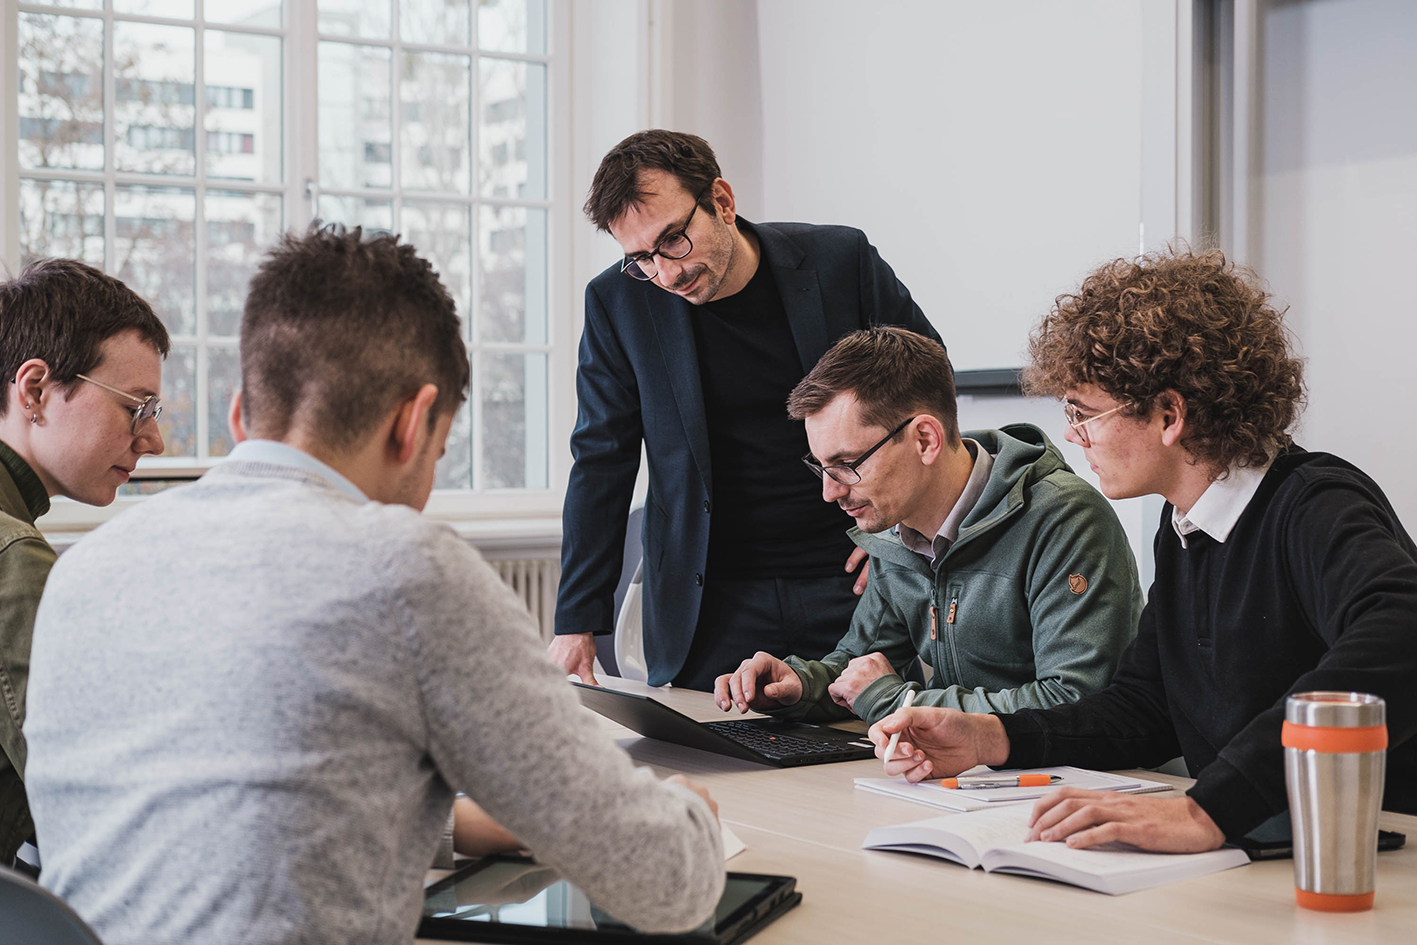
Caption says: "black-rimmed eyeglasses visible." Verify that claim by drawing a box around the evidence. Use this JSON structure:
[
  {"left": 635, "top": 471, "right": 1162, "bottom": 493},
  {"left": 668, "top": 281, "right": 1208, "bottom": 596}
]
[
  {"left": 619, "top": 187, "right": 710, "bottom": 281},
  {"left": 802, "top": 416, "right": 916, "bottom": 485}
]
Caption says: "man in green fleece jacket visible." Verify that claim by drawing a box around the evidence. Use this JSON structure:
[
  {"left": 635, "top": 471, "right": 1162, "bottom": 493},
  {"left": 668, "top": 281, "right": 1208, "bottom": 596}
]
[{"left": 714, "top": 327, "right": 1142, "bottom": 725}]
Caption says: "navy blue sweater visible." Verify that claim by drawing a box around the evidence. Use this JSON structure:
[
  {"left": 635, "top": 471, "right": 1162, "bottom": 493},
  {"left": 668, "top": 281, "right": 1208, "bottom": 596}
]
[{"left": 999, "top": 447, "right": 1417, "bottom": 839}]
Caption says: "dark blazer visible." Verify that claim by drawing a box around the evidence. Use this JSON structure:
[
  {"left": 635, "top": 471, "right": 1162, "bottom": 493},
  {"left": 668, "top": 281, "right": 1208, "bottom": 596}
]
[{"left": 555, "top": 220, "right": 942, "bottom": 685}]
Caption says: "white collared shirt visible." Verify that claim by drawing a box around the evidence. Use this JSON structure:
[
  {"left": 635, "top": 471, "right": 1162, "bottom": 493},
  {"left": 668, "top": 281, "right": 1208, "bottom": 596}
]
[
  {"left": 224, "top": 439, "right": 369, "bottom": 503},
  {"left": 897, "top": 439, "right": 994, "bottom": 566},
  {"left": 1171, "top": 460, "right": 1273, "bottom": 548}
]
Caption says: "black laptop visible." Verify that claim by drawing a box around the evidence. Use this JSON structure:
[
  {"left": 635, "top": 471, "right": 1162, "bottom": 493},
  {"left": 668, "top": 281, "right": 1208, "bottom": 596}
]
[{"left": 572, "top": 682, "right": 876, "bottom": 766}]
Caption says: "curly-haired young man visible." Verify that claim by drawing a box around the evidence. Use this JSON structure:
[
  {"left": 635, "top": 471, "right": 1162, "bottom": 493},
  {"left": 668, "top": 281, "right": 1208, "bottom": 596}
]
[{"left": 865, "top": 248, "right": 1417, "bottom": 855}]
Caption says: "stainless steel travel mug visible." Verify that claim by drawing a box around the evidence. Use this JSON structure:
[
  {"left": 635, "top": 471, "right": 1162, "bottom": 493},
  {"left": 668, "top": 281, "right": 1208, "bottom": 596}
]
[{"left": 1282, "top": 691, "right": 1387, "bottom": 911}]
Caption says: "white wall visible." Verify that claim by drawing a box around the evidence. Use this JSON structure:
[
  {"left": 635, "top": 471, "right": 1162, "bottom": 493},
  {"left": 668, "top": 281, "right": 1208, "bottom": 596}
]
[
  {"left": 753, "top": 0, "right": 1169, "bottom": 372},
  {"left": 1253, "top": 0, "right": 1417, "bottom": 528},
  {"left": 663, "top": 0, "right": 764, "bottom": 217}
]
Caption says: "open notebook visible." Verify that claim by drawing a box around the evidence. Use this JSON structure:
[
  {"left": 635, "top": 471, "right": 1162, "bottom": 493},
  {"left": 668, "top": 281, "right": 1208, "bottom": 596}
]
[
  {"left": 862, "top": 804, "right": 1249, "bottom": 895},
  {"left": 855, "top": 765, "right": 1174, "bottom": 812}
]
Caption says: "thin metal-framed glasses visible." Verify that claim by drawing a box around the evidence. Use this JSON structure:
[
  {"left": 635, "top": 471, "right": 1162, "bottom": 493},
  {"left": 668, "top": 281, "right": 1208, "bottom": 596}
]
[
  {"left": 619, "top": 187, "right": 710, "bottom": 281},
  {"left": 1063, "top": 401, "right": 1127, "bottom": 447},
  {"left": 76, "top": 373, "right": 162, "bottom": 435},
  {"left": 802, "top": 416, "right": 917, "bottom": 485}
]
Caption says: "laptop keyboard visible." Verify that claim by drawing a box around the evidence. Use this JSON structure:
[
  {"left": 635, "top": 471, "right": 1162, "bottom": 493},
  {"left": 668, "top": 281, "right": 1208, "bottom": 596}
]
[{"left": 705, "top": 720, "right": 852, "bottom": 757}]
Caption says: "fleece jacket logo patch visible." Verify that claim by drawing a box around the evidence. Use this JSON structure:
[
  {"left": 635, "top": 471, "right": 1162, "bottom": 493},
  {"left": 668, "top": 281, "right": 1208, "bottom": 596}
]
[{"left": 1068, "top": 573, "right": 1089, "bottom": 595}]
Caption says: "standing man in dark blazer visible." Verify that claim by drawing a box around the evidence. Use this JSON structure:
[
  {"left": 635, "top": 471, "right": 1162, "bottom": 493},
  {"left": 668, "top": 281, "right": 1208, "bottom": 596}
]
[{"left": 552, "top": 130, "right": 941, "bottom": 691}]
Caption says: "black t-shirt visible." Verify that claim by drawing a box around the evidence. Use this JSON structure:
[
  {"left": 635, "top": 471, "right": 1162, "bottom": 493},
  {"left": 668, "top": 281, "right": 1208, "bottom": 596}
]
[{"left": 690, "top": 261, "right": 854, "bottom": 580}]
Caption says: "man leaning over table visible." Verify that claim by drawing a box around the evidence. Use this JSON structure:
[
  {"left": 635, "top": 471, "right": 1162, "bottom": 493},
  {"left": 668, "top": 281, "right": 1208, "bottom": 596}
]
[
  {"left": 714, "top": 327, "right": 1143, "bottom": 725},
  {"left": 551, "top": 130, "right": 943, "bottom": 691},
  {"left": 24, "top": 225, "right": 724, "bottom": 945},
  {"left": 869, "top": 248, "right": 1417, "bottom": 854}
]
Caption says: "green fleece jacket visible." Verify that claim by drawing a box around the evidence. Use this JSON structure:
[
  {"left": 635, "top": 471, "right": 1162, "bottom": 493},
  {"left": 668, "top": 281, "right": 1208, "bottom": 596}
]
[
  {"left": 776, "top": 424, "right": 1142, "bottom": 726},
  {"left": 0, "top": 439, "right": 55, "bottom": 865}
]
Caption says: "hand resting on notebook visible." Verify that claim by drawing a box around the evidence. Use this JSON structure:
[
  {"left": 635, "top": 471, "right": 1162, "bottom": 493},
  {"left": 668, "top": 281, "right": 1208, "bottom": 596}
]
[
  {"left": 867, "top": 706, "right": 1225, "bottom": 853},
  {"left": 1026, "top": 788, "right": 1224, "bottom": 853}
]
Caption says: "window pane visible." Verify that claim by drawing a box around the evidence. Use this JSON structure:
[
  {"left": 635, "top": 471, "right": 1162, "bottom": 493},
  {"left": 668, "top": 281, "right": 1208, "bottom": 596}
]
[
  {"left": 317, "top": 195, "right": 392, "bottom": 233},
  {"left": 404, "top": 201, "right": 471, "bottom": 324},
  {"left": 18, "top": 179, "right": 105, "bottom": 268},
  {"left": 115, "top": 185, "right": 196, "bottom": 335},
  {"left": 207, "top": 191, "right": 282, "bottom": 336},
  {"left": 113, "top": 0, "right": 194, "bottom": 16},
  {"left": 478, "top": 0, "right": 545, "bottom": 55},
  {"left": 206, "top": 1, "right": 282, "bottom": 29},
  {"left": 114, "top": 22, "right": 196, "bottom": 176},
  {"left": 318, "top": 0, "right": 390, "bottom": 39},
  {"left": 18, "top": 13, "right": 105, "bottom": 172},
  {"left": 205, "top": 31, "right": 282, "bottom": 184},
  {"left": 159, "top": 344, "right": 197, "bottom": 458},
  {"left": 401, "top": 52, "right": 470, "bottom": 194},
  {"left": 401, "top": 0, "right": 470, "bottom": 46},
  {"left": 435, "top": 402, "right": 472, "bottom": 490},
  {"left": 207, "top": 346, "right": 241, "bottom": 457},
  {"left": 34, "top": 0, "right": 102, "bottom": 8},
  {"left": 478, "top": 205, "right": 545, "bottom": 344},
  {"left": 478, "top": 58, "right": 545, "bottom": 199},
  {"left": 482, "top": 352, "right": 547, "bottom": 489},
  {"left": 318, "top": 42, "right": 391, "bottom": 190}
]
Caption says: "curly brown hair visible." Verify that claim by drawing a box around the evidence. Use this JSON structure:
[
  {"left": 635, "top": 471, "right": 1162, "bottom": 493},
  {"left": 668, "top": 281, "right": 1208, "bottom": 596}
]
[{"left": 1024, "top": 248, "right": 1305, "bottom": 472}]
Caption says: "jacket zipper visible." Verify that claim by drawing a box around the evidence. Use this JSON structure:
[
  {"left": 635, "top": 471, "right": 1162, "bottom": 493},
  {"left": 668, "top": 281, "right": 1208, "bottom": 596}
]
[{"left": 943, "top": 592, "right": 965, "bottom": 684}]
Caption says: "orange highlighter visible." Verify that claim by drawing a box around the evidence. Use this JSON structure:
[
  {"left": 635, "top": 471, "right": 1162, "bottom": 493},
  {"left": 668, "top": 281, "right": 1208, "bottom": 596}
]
[{"left": 939, "top": 774, "right": 1063, "bottom": 790}]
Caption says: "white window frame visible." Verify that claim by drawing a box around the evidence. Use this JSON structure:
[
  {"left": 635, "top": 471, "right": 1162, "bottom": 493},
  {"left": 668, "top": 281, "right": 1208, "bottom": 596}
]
[{"left": 1, "top": 0, "right": 574, "bottom": 535}]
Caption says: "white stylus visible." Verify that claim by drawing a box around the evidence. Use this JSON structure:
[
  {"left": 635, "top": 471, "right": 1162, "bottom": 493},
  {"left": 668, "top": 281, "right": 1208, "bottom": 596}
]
[{"left": 883, "top": 689, "right": 917, "bottom": 764}]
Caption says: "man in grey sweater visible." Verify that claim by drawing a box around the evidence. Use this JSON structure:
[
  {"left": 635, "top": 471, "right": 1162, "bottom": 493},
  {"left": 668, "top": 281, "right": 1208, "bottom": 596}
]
[{"left": 24, "top": 225, "right": 725, "bottom": 945}]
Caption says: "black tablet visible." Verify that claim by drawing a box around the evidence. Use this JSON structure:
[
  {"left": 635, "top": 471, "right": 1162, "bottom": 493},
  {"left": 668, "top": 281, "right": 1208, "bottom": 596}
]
[{"left": 419, "top": 855, "right": 801, "bottom": 945}]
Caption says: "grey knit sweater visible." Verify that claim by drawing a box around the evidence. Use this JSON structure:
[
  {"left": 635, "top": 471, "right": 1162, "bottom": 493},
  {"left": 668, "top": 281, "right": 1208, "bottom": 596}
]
[{"left": 25, "top": 461, "right": 723, "bottom": 944}]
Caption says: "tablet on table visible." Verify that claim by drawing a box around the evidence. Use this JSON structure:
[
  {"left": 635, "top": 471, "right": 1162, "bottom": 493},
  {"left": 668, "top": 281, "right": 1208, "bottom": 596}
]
[{"left": 419, "top": 854, "right": 801, "bottom": 945}]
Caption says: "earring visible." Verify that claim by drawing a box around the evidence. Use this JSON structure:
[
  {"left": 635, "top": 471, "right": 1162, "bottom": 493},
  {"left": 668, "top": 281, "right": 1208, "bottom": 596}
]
[{"left": 25, "top": 403, "right": 36, "bottom": 424}]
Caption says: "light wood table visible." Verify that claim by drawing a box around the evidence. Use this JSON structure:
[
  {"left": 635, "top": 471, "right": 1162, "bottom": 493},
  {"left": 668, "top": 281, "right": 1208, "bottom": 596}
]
[{"left": 423, "top": 677, "right": 1417, "bottom": 944}]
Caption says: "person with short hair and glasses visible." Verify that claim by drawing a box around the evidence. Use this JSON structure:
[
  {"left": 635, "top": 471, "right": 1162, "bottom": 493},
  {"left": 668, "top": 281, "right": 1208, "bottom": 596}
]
[
  {"left": 554, "top": 129, "right": 943, "bottom": 692},
  {"left": 0, "top": 257, "right": 170, "bottom": 872},
  {"left": 867, "top": 249, "right": 1417, "bottom": 855},
  {"left": 714, "top": 327, "right": 1142, "bottom": 726}
]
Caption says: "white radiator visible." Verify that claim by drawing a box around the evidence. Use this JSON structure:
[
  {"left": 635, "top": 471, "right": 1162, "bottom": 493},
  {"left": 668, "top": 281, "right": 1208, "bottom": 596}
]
[{"left": 492, "top": 557, "right": 561, "bottom": 642}]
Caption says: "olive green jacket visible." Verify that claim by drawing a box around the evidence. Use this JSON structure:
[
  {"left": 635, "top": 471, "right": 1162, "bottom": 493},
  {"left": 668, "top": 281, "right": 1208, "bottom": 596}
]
[
  {"left": 0, "top": 440, "right": 55, "bottom": 865},
  {"left": 775, "top": 425, "right": 1143, "bottom": 726}
]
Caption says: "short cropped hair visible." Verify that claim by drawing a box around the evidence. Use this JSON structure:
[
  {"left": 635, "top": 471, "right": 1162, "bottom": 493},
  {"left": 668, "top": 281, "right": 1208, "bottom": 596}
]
[
  {"left": 788, "top": 327, "right": 960, "bottom": 445},
  {"left": 0, "top": 258, "right": 170, "bottom": 418},
  {"left": 240, "top": 224, "right": 470, "bottom": 450},
  {"left": 1025, "top": 248, "right": 1305, "bottom": 471},
  {"left": 583, "top": 130, "right": 721, "bottom": 232}
]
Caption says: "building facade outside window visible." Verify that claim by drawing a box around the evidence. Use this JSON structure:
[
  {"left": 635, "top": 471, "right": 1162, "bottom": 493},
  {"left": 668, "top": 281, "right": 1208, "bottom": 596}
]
[{"left": 6, "top": 0, "right": 559, "bottom": 519}]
